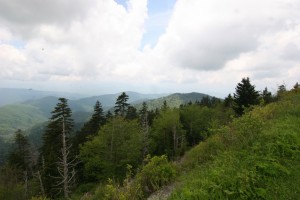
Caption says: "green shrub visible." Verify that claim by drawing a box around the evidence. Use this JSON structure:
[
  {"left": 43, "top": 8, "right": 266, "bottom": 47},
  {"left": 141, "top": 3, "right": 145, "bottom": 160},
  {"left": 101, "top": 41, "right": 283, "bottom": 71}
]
[{"left": 137, "top": 155, "right": 177, "bottom": 195}]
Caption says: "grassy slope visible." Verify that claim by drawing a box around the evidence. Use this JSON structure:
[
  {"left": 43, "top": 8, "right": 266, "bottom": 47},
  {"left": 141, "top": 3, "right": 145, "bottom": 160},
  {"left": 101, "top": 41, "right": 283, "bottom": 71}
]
[{"left": 169, "top": 89, "right": 300, "bottom": 199}]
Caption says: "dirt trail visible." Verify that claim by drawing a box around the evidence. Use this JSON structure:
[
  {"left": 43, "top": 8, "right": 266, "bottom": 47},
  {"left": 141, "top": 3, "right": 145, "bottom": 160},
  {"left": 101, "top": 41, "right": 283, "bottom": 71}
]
[{"left": 147, "top": 184, "right": 175, "bottom": 200}]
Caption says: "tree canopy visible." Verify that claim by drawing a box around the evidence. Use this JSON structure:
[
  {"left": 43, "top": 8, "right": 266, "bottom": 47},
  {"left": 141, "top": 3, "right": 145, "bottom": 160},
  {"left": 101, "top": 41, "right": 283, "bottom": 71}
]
[
  {"left": 233, "top": 77, "right": 260, "bottom": 116},
  {"left": 114, "top": 92, "right": 130, "bottom": 117}
]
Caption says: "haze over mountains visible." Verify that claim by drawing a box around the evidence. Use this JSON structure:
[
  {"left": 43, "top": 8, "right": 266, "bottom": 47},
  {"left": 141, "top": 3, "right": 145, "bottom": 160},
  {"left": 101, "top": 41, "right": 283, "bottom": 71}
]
[{"left": 0, "top": 88, "right": 213, "bottom": 141}]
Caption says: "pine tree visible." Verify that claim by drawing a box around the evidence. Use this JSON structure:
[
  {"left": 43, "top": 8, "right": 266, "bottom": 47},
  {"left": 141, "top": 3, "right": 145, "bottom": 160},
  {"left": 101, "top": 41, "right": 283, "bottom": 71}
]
[
  {"left": 162, "top": 100, "right": 168, "bottom": 111},
  {"left": 75, "top": 100, "right": 105, "bottom": 146},
  {"left": 233, "top": 77, "right": 260, "bottom": 116},
  {"left": 40, "top": 98, "right": 75, "bottom": 198},
  {"left": 73, "top": 101, "right": 105, "bottom": 183},
  {"left": 139, "top": 102, "right": 150, "bottom": 163},
  {"left": 261, "top": 87, "right": 273, "bottom": 104},
  {"left": 277, "top": 84, "right": 287, "bottom": 99},
  {"left": 114, "top": 92, "right": 130, "bottom": 117},
  {"left": 8, "top": 129, "right": 30, "bottom": 171},
  {"left": 106, "top": 111, "right": 113, "bottom": 120},
  {"left": 126, "top": 105, "right": 138, "bottom": 120},
  {"left": 224, "top": 94, "right": 234, "bottom": 108}
]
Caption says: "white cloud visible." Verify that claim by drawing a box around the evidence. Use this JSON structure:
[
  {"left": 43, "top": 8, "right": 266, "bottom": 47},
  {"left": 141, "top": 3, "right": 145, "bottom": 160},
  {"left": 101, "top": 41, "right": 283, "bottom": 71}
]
[
  {"left": 0, "top": 0, "right": 300, "bottom": 97},
  {"left": 0, "top": 0, "right": 148, "bottom": 82}
]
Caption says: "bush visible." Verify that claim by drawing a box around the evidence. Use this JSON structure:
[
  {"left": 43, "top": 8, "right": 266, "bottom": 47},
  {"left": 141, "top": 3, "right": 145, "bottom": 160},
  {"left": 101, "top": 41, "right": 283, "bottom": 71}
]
[{"left": 137, "top": 155, "right": 177, "bottom": 195}]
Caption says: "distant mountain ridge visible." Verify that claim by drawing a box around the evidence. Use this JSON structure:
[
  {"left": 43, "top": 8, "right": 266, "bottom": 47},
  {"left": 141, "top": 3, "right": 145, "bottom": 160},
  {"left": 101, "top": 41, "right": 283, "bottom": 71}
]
[
  {"left": 134, "top": 92, "right": 212, "bottom": 110},
  {"left": 0, "top": 88, "right": 86, "bottom": 107},
  {"left": 0, "top": 89, "right": 213, "bottom": 141}
]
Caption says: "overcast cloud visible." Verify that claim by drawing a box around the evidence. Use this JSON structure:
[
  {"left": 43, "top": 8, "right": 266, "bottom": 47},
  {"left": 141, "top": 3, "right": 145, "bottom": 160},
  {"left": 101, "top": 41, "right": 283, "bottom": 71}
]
[{"left": 0, "top": 0, "right": 299, "bottom": 97}]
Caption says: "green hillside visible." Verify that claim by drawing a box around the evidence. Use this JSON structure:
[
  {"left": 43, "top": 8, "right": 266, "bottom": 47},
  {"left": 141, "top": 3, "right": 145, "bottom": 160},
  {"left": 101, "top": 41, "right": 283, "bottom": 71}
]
[
  {"left": 169, "top": 89, "right": 300, "bottom": 199},
  {"left": 0, "top": 104, "right": 48, "bottom": 141},
  {"left": 81, "top": 89, "right": 300, "bottom": 200}
]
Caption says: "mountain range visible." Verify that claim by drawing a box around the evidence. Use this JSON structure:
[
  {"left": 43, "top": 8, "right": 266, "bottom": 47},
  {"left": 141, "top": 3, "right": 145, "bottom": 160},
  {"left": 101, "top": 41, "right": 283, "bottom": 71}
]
[{"left": 0, "top": 88, "right": 213, "bottom": 141}]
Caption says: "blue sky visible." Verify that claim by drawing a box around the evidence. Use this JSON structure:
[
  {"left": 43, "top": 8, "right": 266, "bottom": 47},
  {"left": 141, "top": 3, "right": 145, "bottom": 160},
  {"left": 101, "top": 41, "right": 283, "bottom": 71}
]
[
  {"left": 0, "top": 0, "right": 299, "bottom": 97},
  {"left": 116, "top": 0, "right": 176, "bottom": 48}
]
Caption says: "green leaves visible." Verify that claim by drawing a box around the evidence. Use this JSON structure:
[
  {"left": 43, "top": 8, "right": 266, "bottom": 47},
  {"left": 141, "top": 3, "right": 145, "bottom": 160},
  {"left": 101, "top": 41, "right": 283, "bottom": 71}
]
[
  {"left": 137, "top": 155, "right": 176, "bottom": 194},
  {"left": 80, "top": 117, "right": 143, "bottom": 181},
  {"left": 151, "top": 108, "right": 186, "bottom": 159},
  {"left": 170, "top": 89, "right": 300, "bottom": 200}
]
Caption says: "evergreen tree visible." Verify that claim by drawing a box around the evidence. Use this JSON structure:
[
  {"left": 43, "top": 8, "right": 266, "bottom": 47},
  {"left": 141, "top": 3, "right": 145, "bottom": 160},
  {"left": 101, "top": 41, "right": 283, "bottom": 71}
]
[
  {"left": 277, "top": 84, "right": 287, "bottom": 99},
  {"left": 40, "top": 98, "right": 75, "bottom": 198},
  {"left": 114, "top": 92, "right": 130, "bottom": 117},
  {"left": 293, "top": 82, "right": 299, "bottom": 90},
  {"left": 105, "top": 111, "right": 113, "bottom": 120},
  {"left": 233, "top": 77, "right": 260, "bottom": 116},
  {"left": 0, "top": 137, "right": 9, "bottom": 166},
  {"left": 200, "top": 96, "right": 212, "bottom": 107},
  {"left": 8, "top": 129, "right": 31, "bottom": 172},
  {"left": 139, "top": 102, "right": 150, "bottom": 162},
  {"left": 162, "top": 100, "right": 168, "bottom": 111},
  {"left": 126, "top": 105, "right": 138, "bottom": 120},
  {"left": 261, "top": 87, "right": 273, "bottom": 104},
  {"left": 75, "top": 100, "right": 105, "bottom": 146},
  {"left": 224, "top": 94, "right": 234, "bottom": 108},
  {"left": 73, "top": 101, "right": 105, "bottom": 183}
]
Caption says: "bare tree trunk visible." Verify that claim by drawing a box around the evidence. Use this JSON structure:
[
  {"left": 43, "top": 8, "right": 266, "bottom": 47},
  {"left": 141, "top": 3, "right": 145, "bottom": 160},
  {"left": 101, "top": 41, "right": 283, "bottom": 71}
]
[
  {"left": 173, "top": 125, "right": 177, "bottom": 158},
  {"left": 62, "top": 116, "right": 69, "bottom": 198},
  {"left": 24, "top": 170, "right": 28, "bottom": 200},
  {"left": 142, "top": 112, "right": 149, "bottom": 165},
  {"left": 37, "top": 170, "right": 45, "bottom": 197},
  {"left": 110, "top": 120, "right": 114, "bottom": 161}
]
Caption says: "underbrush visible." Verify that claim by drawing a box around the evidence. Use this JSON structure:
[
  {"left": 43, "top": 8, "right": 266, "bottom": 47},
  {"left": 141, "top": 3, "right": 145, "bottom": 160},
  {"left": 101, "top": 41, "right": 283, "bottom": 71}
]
[{"left": 170, "top": 90, "right": 300, "bottom": 199}]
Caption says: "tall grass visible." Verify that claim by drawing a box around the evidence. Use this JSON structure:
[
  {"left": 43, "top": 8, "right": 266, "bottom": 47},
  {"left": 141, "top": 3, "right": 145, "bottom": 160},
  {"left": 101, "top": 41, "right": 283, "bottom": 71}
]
[{"left": 170, "top": 89, "right": 300, "bottom": 199}]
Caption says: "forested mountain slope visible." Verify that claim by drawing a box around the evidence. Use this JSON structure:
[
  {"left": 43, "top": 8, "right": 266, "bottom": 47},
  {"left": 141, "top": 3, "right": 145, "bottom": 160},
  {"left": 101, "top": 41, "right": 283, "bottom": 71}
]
[
  {"left": 135, "top": 92, "right": 214, "bottom": 110},
  {"left": 81, "top": 88, "right": 299, "bottom": 200},
  {"left": 1, "top": 79, "right": 299, "bottom": 199},
  {"left": 0, "top": 88, "right": 85, "bottom": 106},
  {"left": 0, "top": 104, "right": 48, "bottom": 141},
  {"left": 0, "top": 92, "right": 205, "bottom": 140}
]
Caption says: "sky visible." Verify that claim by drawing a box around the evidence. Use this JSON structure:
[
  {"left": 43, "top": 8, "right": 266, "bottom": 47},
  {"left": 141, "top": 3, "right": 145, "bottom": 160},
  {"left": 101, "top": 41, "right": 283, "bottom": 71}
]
[{"left": 0, "top": 0, "right": 300, "bottom": 98}]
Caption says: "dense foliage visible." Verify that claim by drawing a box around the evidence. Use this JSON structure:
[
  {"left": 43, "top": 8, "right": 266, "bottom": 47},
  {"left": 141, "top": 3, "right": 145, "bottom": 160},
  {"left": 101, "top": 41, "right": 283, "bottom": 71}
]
[
  {"left": 0, "top": 78, "right": 299, "bottom": 200},
  {"left": 170, "top": 88, "right": 300, "bottom": 199}
]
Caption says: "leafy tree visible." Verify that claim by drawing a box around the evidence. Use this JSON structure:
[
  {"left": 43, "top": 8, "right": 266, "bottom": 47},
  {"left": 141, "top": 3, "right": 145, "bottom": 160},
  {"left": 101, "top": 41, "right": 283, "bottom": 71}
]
[
  {"left": 114, "top": 92, "right": 130, "bottom": 117},
  {"left": 80, "top": 117, "right": 143, "bottom": 182},
  {"left": 233, "top": 77, "right": 260, "bottom": 116},
  {"left": 151, "top": 108, "right": 186, "bottom": 159},
  {"left": 180, "top": 105, "right": 214, "bottom": 146},
  {"left": 73, "top": 101, "right": 105, "bottom": 183},
  {"left": 40, "top": 98, "right": 75, "bottom": 198}
]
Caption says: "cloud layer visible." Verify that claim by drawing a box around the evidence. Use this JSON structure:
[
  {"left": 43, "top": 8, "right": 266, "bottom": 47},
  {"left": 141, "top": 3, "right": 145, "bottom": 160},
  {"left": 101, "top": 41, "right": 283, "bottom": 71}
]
[{"left": 0, "top": 0, "right": 299, "bottom": 97}]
